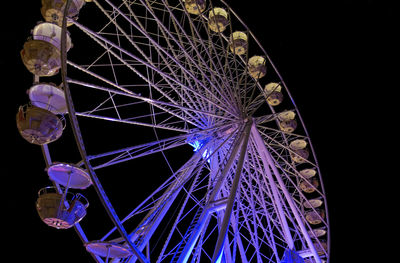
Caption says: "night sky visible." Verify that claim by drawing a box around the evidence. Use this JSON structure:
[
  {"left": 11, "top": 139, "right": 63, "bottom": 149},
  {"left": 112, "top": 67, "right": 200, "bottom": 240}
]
[{"left": 3, "top": 0, "right": 394, "bottom": 262}]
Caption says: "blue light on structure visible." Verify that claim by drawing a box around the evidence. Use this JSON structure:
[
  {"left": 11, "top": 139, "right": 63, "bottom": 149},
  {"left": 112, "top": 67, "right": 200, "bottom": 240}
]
[
  {"left": 215, "top": 251, "right": 223, "bottom": 263},
  {"left": 188, "top": 137, "right": 211, "bottom": 160},
  {"left": 280, "top": 249, "right": 305, "bottom": 263}
]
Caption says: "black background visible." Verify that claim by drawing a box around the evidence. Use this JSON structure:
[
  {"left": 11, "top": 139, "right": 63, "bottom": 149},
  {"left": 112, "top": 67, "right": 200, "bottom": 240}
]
[{"left": 3, "top": 0, "right": 395, "bottom": 262}]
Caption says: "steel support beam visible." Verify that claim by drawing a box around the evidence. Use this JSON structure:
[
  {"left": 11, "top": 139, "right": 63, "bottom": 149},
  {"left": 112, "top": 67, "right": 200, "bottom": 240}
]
[
  {"left": 61, "top": 2, "right": 148, "bottom": 262},
  {"left": 177, "top": 121, "right": 249, "bottom": 263},
  {"left": 211, "top": 119, "right": 252, "bottom": 262},
  {"left": 251, "top": 123, "right": 322, "bottom": 263}
]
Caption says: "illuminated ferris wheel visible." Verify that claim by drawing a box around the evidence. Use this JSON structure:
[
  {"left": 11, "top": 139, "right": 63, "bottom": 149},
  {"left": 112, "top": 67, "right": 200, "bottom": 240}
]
[{"left": 16, "top": 0, "right": 330, "bottom": 262}]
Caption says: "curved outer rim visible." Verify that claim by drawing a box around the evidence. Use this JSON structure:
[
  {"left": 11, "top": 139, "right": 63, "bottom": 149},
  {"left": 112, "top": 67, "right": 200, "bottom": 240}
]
[
  {"left": 60, "top": 1, "right": 149, "bottom": 262},
  {"left": 221, "top": 1, "right": 331, "bottom": 260},
  {"left": 60, "top": 0, "right": 330, "bottom": 261}
]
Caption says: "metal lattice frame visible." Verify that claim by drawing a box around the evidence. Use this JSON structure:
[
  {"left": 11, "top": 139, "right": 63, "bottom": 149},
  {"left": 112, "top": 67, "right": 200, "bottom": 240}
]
[{"left": 42, "top": 0, "right": 331, "bottom": 262}]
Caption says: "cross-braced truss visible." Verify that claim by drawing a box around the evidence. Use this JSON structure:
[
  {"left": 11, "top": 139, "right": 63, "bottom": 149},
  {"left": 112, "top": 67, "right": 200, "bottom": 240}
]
[{"left": 19, "top": 0, "right": 330, "bottom": 262}]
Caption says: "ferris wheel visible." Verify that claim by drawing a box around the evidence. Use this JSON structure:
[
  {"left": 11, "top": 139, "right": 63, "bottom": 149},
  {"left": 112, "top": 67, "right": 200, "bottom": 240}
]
[{"left": 16, "top": 0, "right": 330, "bottom": 262}]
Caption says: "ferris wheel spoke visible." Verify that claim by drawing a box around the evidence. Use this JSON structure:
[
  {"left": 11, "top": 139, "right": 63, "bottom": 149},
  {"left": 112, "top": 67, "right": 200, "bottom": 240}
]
[
  {"left": 162, "top": 1, "right": 243, "bottom": 112},
  {"left": 69, "top": 27, "right": 218, "bottom": 124},
  {"left": 254, "top": 112, "right": 295, "bottom": 126},
  {"left": 238, "top": 172, "right": 280, "bottom": 259},
  {"left": 256, "top": 130, "right": 326, "bottom": 201},
  {"left": 98, "top": 0, "right": 237, "bottom": 115},
  {"left": 124, "top": 1, "right": 227, "bottom": 114},
  {"left": 144, "top": 0, "right": 235, "bottom": 105},
  {"left": 215, "top": 180, "right": 251, "bottom": 261},
  {"left": 236, "top": 199, "right": 266, "bottom": 262},
  {"left": 89, "top": 136, "right": 189, "bottom": 170},
  {"left": 76, "top": 111, "right": 187, "bottom": 131},
  {"left": 238, "top": 168, "right": 285, "bottom": 260},
  {"left": 255, "top": 120, "right": 307, "bottom": 140},
  {"left": 182, "top": 4, "right": 229, "bottom": 78},
  {"left": 16, "top": 0, "right": 330, "bottom": 262},
  {"left": 85, "top": 121, "right": 237, "bottom": 172},
  {"left": 155, "top": 173, "right": 204, "bottom": 262},
  {"left": 244, "top": 141, "right": 284, "bottom": 226},
  {"left": 70, "top": 22, "right": 235, "bottom": 125},
  {"left": 156, "top": 134, "right": 244, "bottom": 261},
  {"left": 107, "top": 134, "right": 236, "bottom": 262},
  {"left": 252, "top": 125, "right": 324, "bottom": 262},
  {"left": 245, "top": 91, "right": 268, "bottom": 116},
  {"left": 98, "top": 1, "right": 214, "bottom": 119},
  {"left": 164, "top": 0, "right": 239, "bottom": 105},
  {"left": 247, "top": 140, "right": 297, "bottom": 253},
  {"left": 151, "top": 126, "right": 243, "bottom": 262},
  {"left": 107, "top": 158, "right": 206, "bottom": 262},
  {"left": 67, "top": 77, "right": 234, "bottom": 131},
  {"left": 123, "top": 148, "right": 212, "bottom": 263},
  {"left": 257, "top": 128, "right": 317, "bottom": 168},
  {"left": 233, "top": 219, "right": 251, "bottom": 263},
  {"left": 101, "top": 165, "right": 192, "bottom": 244}
]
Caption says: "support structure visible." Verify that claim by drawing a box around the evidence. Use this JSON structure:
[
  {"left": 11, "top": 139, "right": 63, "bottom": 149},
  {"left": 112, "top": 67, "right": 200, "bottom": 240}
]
[
  {"left": 177, "top": 120, "right": 252, "bottom": 263},
  {"left": 61, "top": 1, "right": 148, "bottom": 262},
  {"left": 211, "top": 119, "right": 252, "bottom": 262},
  {"left": 124, "top": 150, "right": 204, "bottom": 263},
  {"left": 250, "top": 123, "right": 322, "bottom": 263},
  {"left": 15, "top": 0, "right": 329, "bottom": 262}
]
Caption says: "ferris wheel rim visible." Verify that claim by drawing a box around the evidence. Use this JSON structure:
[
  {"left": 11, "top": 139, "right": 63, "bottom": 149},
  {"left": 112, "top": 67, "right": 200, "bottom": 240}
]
[
  {"left": 60, "top": 1, "right": 151, "bottom": 262},
  {"left": 54, "top": 0, "right": 330, "bottom": 262}
]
